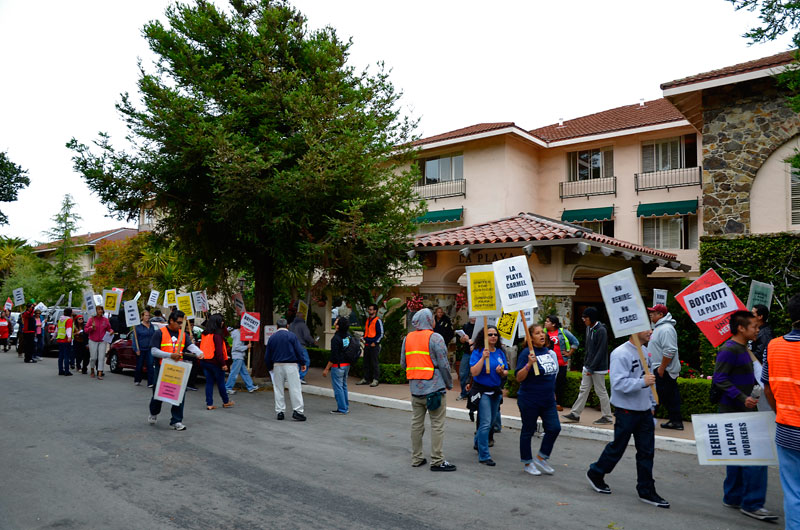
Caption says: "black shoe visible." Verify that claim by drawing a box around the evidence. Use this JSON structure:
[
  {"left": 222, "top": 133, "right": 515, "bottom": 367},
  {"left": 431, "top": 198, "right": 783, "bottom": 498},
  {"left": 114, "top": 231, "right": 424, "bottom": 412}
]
[
  {"left": 479, "top": 459, "right": 496, "bottom": 466},
  {"left": 292, "top": 411, "right": 306, "bottom": 421},
  {"left": 24, "top": 360, "right": 37, "bottom": 363},
  {"left": 638, "top": 491, "right": 670, "bottom": 508},
  {"left": 412, "top": 458, "right": 428, "bottom": 468},
  {"left": 276, "top": 412, "right": 285, "bottom": 420},
  {"left": 430, "top": 461, "right": 456, "bottom": 472},
  {"left": 660, "top": 421, "right": 684, "bottom": 431},
  {"left": 58, "top": 371, "right": 65, "bottom": 375},
  {"left": 64, "top": 372, "right": 73, "bottom": 376},
  {"left": 587, "top": 470, "right": 611, "bottom": 494}
]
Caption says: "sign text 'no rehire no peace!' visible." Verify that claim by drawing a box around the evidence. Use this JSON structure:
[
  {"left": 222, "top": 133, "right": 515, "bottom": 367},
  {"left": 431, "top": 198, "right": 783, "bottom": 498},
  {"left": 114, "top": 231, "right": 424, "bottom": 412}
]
[{"left": 598, "top": 268, "right": 651, "bottom": 338}]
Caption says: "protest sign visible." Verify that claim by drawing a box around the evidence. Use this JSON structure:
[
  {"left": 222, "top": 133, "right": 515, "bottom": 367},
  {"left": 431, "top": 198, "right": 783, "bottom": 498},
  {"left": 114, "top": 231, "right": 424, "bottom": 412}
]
[
  {"left": 471, "top": 315, "right": 497, "bottom": 341},
  {"left": 102, "top": 289, "right": 122, "bottom": 315},
  {"left": 746, "top": 280, "right": 774, "bottom": 310},
  {"left": 54, "top": 294, "right": 64, "bottom": 307},
  {"left": 466, "top": 265, "right": 502, "bottom": 317},
  {"left": 83, "top": 291, "right": 95, "bottom": 314},
  {"left": 133, "top": 291, "right": 141, "bottom": 303},
  {"left": 496, "top": 310, "right": 519, "bottom": 347},
  {"left": 492, "top": 256, "right": 538, "bottom": 312},
  {"left": 240, "top": 312, "right": 260, "bottom": 341},
  {"left": 3, "top": 297, "right": 11, "bottom": 311},
  {"left": 147, "top": 290, "right": 160, "bottom": 308},
  {"left": 175, "top": 293, "right": 195, "bottom": 319},
  {"left": 164, "top": 289, "right": 177, "bottom": 307},
  {"left": 192, "top": 291, "right": 208, "bottom": 313},
  {"left": 232, "top": 293, "right": 246, "bottom": 316},
  {"left": 692, "top": 411, "right": 778, "bottom": 466},
  {"left": 67, "top": 291, "right": 73, "bottom": 307},
  {"left": 598, "top": 268, "right": 651, "bottom": 338},
  {"left": 154, "top": 358, "right": 192, "bottom": 406},
  {"left": 264, "top": 324, "right": 278, "bottom": 344},
  {"left": 34, "top": 302, "right": 46, "bottom": 312},
  {"left": 12, "top": 287, "right": 24, "bottom": 307},
  {"left": 297, "top": 300, "right": 309, "bottom": 322},
  {"left": 675, "top": 269, "right": 747, "bottom": 347},
  {"left": 517, "top": 308, "right": 536, "bottom": 338},
  {"left": 123, "top": 300, "right": 141, "bottom": 327},
  {"left": 653, "top": 289, "right": 668, "bottom": 307}
]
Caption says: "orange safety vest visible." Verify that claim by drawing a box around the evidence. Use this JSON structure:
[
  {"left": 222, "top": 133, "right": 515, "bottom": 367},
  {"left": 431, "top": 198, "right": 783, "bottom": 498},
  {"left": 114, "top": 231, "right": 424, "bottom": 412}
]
[
  {"left": 365, "top": 317, "right": 380, "bottom": 339},
  {"left": 767, "top": 337, "right": 800, "bottom": 428},
  {"left": 199, "top": 333, "right": 229, "bottom": 361},
  {"left": 159, "top": 326, "right": 186, "bottom": 364},
  {"left": 405, "top": 329, "right": 435, "bottom": 380}
]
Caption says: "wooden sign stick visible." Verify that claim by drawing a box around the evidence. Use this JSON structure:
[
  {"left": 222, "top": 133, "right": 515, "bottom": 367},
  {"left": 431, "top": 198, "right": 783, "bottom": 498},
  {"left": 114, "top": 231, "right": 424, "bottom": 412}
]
[
  {"left": 631, "top": 332, "right": 659, "bottom": 404},
  {"left": 484, "top": 316, "right": 490, "bottom": 374},
  {"left": 518, "top": 309, "right": 540, "bottom": 376},
  {"left": 247, "top": 341, "right": 252, "bottom": 372}
]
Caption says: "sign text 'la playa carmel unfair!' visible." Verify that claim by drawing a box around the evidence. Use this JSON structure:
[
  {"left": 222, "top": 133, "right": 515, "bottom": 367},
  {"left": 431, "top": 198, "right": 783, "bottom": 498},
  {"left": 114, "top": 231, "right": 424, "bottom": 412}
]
[{"left": 492, "top": 256, "right": 537, "bottom": 313}]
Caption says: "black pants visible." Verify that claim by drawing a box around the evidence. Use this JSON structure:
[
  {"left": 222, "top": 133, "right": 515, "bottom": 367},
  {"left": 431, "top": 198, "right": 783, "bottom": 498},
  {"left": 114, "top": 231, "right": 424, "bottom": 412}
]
[
  {"left": 187, "top": 361, "right": 200, "bottom": 388},
  {"left": 23, "top": 333, "right": 35, "bottom": 361},
  {"left": 0, "top": 338, "right": 7, "bottom": 351},
  {"left": 363, "top": 344, "right": 381, "bottom": 382},
  {"left": 74, "top": 343, "right": 89, "bottom": 371},
  {"left": 655, "top": 372, "right": 682, "bottom": 423},
  {"left": 590, "top": 408, "right": 656, "bottom": 496},
  {"left": 555, "top": 365, "right": 568, "bottom": 406}
]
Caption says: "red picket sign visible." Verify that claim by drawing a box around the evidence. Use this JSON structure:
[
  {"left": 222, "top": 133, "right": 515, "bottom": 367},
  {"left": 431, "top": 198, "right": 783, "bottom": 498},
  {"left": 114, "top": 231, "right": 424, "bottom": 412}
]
[
  {"left": 675, "top": 269, "right": 746, "bottom": 347},
  {"left": 240, "top": 312, "right": 260, "bottom": 342}
]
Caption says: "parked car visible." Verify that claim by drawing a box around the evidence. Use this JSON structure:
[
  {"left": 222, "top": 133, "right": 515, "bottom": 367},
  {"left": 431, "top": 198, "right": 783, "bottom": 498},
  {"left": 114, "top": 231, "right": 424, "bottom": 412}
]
[
  {"left": 106, "top": 330, "right": 141, "bottom": 374},
  {"left": 9, "top": 311, "right": 19, "bottom": 345},
  {"left": 43, "top": 308, "right": 85, "bottom": 353}
]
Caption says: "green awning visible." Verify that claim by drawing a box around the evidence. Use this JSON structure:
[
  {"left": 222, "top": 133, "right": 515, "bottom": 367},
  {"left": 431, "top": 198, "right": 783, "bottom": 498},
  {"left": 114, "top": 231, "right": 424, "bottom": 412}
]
[
  {"left": 637, "top": 199, "right": 697, "bottom": 218},
  {"left": 414, "top": 207, "right": 463, "bottom": 224},
  {"left": 561, "top": 207, "right": 614, "bottom": 223}
]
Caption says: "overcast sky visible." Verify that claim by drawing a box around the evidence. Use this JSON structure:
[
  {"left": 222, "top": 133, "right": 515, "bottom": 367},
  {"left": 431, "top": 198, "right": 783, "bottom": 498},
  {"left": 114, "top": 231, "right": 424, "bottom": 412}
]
[{"left": 0, "top": 0, "right": 793, "bottom": 244}]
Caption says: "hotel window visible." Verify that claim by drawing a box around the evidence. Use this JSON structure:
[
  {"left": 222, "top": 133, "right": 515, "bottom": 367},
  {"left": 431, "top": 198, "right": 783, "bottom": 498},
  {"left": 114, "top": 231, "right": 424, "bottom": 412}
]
[
  {"left": 642, "top": 214, "right": 698, "bottom": 250},
  {"left": 419, "top": 153, "right": 463, "bottom": 185},
  {"left": 641, "top": 134, "right": 697, "bottom": 172},
  {"left": 792, "top": 170, "right": 800, "bottom": 225},
  {"left": 567, "top": 147, "right": 613, "bottom": 181},
  {"left": 576, "top": 220, "right": 615, "bottom": 238}
]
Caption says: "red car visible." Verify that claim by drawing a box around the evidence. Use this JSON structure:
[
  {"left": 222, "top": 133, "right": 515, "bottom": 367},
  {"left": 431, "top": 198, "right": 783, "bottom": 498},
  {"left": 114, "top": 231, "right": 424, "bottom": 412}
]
[{"left": 106, "top": 330, "right": 143, "bottom": 374}]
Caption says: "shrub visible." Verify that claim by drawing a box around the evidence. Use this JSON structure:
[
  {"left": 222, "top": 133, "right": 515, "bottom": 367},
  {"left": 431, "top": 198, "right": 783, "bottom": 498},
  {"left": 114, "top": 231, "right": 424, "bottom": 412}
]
[{"left": 306, "top": 346, "right": 407, "bottom": 384}]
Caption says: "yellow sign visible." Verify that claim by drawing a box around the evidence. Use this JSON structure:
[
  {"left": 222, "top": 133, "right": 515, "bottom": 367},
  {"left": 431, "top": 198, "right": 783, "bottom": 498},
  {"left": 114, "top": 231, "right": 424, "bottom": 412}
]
[
  {"left": 101, "top": 289, "right": 122, "bottom": 315},
  {"left": 297, "top": 300, "right": 309, "bottom": 322},
  {"left": 496, "top": 310, "right": 519, "bottom": 345},
  {"left": 164, "top": 289, "right": 177, "bottom": 307},
  {"left": 470, "top": 271, "right": 498, "bottom": 312},
  {"left": 175, "top": 293, "right": 195, "bottom": 319},
  {"left": 162, "top": 363, "right": 185, "bottom": 385}
]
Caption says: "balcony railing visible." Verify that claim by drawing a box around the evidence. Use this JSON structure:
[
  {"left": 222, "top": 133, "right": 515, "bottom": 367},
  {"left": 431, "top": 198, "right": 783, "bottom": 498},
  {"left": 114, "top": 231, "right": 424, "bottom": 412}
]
[
  {"left": 412, "top": 179, "right": 466, "bottom": 201},
  {"left": 634, "top": 166, "right": 702, "bottom": 192},
  {"left": 559, "top": 176, "right": 616, "bottom": 199}
]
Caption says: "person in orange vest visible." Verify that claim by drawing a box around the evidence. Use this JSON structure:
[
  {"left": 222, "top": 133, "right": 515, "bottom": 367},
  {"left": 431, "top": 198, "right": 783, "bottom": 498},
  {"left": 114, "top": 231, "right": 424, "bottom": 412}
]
[
  {"left": 147, "top": 310, "right": 204, "bottom": 431},
  {"left": 198, "top": 313, "right": 233, "bottom": 410},
  {"left": 358, "top": 303, "right": 384, "bottom": 387},
  {"left": 763, "top": 294, "right": 800, "bottom": 528},
  {"left": 400, "top": 308, "right": 456, "bottom": 472},
  {"left": 0, "top": 309, "right": 10, "bottom": 352}
]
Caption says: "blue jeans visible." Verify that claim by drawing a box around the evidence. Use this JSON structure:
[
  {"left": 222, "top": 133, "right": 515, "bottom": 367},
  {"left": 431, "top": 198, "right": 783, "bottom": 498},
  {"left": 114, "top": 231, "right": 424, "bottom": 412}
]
[
  {"left": 226, "top": 358, "right": 257, "bottom": 391},
  {"left": 777, "top": 444, "right": 800, "bottom": 528},
  {"left": 590, "top": 408, "right": 655, "bottom": 496},
  {"left": 35, "top": 333, "right": 44, "bottom": 357},
  {"left": 724, "top": 464, "right": 768, "bottom": 512},
  {"left": 474, "top": 393, "right": 501, "bottom": 461},
  {"left": 134, "top": 348, "right": 153, "bottom": 386},
  {"left": 149, "top": 381, "right": 184, "bottom": 425},
  {"left": 201, "top": 361, "right": 230, "bottom": 406},
  {"left": 330, "top": 365, "right": 350, "bottom": 412},
  {"left": 459, "top": 353, "right": 471, "bottom": 398},
  {"left": 518, "top": 397, "right": 561, "bottom": 463},
  {"left": 57, "top": 343, "right": 72, "bottom": 373},
  {"left": 299, "top": 348, "right": 310, "bottom": 380}
]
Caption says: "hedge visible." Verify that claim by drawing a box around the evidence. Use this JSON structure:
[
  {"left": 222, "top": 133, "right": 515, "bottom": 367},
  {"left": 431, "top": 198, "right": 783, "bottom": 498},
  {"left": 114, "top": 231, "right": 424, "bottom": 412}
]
[{"left": 307, "top": 347, "right": 407, "bottom": 384}]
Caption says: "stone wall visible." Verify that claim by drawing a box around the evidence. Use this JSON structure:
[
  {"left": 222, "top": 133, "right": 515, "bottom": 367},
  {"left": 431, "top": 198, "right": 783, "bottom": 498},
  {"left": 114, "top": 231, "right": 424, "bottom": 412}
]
[{"left": 702, "top": 78, "right": 800, "bottom": 235}]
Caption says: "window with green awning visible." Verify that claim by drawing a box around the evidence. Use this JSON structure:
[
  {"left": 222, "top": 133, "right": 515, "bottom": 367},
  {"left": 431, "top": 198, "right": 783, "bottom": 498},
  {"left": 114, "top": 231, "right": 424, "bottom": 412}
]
[
  {"left": 561, "top": 206, "right": 614, "bottom": 223},
  {"left": 636, "top": 199, "right": 697, "bottom": 217},
  {"left": 414, "top": 207, "right": 463, "bottom": 224}
]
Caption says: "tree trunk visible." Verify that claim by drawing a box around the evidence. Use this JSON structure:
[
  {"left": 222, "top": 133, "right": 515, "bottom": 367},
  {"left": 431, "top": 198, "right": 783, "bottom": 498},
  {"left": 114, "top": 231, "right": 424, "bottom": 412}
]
[{"left": 251, "top": 253, "right": 275, "bottom": 377}]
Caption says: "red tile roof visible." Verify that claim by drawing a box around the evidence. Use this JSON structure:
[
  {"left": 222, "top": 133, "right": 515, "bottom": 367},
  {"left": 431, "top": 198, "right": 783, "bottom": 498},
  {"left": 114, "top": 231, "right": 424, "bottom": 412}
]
[
  {"left": 414, "top": 213, "right": 678, "bottom": 260},
  {"left": 661, "top": 50, "right": 797, "bottom": 90},
  {"left": 528, "top": 99, "right": 685, "bottom": 143},
  {"left": 33, "top": 228, "right": 139, "bottom": 251},
  {"left": 412, "top": 122, "right": 518, "bottom": 147}
]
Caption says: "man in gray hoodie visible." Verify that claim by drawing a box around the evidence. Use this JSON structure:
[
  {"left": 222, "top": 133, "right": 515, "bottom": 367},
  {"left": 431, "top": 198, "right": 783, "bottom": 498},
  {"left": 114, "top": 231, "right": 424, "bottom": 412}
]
[
  {"left": 563, "top": 307, "right": 612, "bottom": 424},
  {"left": 400, "top": 308, "right": 456, "bottom": 472},
  {"left": 647, "top": 304, "right": 682, "bottom": 430}
]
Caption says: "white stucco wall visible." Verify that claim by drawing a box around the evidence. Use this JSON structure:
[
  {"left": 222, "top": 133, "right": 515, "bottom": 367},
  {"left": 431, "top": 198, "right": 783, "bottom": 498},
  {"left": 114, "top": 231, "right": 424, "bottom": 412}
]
[{"left": 751, "top": 135, "right": 800, "bottom": 234}]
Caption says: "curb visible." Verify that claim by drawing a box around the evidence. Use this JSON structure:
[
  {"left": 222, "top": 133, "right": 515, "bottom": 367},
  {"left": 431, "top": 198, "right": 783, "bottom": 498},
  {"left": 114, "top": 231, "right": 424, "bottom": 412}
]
[{"left": 300, "top": 384, "right": 696, "bottom": 455}]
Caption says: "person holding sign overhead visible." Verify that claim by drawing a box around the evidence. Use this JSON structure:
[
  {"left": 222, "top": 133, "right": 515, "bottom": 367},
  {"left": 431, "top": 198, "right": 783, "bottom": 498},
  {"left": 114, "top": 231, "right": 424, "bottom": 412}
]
[{"left": 469, "top": 325, "right": 509, "bottom": 467}]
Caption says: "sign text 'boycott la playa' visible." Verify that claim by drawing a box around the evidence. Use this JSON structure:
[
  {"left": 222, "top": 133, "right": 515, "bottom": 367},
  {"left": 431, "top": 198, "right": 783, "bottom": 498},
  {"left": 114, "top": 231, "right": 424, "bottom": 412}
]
[{"left": 684, "top": 284, "right": 737, "bottom": 322}]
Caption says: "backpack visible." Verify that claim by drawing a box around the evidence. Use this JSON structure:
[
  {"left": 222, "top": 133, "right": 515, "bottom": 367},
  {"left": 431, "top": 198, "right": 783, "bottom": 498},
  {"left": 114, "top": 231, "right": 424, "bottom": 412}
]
[{"left": 342, "top": 334, "right": 362, "bottom": 364}]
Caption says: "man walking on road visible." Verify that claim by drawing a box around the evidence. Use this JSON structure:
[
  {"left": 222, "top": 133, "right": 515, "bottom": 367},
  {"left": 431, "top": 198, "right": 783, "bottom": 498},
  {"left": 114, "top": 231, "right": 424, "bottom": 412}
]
[
  {"left": 586, "top": 329, "right": 669, "bottom": 508},
  {"left": 358, "top": 303, "right": 383, "bottom": 387},
  {"left": 647, "top": 304, "right": 683, "bottom": 430},
  {"left": 763, "top": 293, "right": 800, "bottom": 529},
  {"left": 563, "top": 307, "right": 612, "bottom": 424},
  {"left": 265, "top": 318, "right": 307, "bottom": 421},
  {"left": 401, "top": 308, "right": 456, "bottom": 472},
  {"left": 21, "top": 303, "right": 36, "bottom": 363}
]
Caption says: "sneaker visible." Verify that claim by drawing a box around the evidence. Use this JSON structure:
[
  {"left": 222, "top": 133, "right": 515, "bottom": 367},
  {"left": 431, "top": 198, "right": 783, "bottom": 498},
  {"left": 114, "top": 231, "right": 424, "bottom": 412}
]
[
  {"left": 562, "top": 412, "right": 580, "bottom": 422},
  {"left": 147, "top": 384, "right": 154, "bottom": 388},
  {"left": 740, "top": 508, "right": 778, "bottom": 522},
  {"left": 248, "top": 387, "right": 259, "bottom": 393},
  {"left": 412, "top": 458, "right": 427, "bottom": 467},
  {"left": 524, "top": 463, "right": 542, "bottom": 476},
  {"left": 171, "top": 422, "right": 186, "bottom": 431},
  {"left": 430, "top": 461, "right": 456, "bottom": 472},
  {"left": 370, "top": 380, "right": 379, "bottom": 387},
  {"left": 186, "top": 386, "right": 197, "bottom": 391},
  {"left": 300, "top": 379, "right": 307, "bottom": 385},
  {"left": 586, "top": 470, "right": 611, "bottom": 494},
  {"left": 660, "top": 421, "right": 684, "bottom": 430},
  {"left": 147, "top": 415, "right": 157, "bottom": 425},
  {"left": 479, "top": 459, "right": 496, "bottom": 466},
  {"left": 593, "top": 417, "right": 613, "bottom": 425},
  {"left": 455, "top": 395, "right": 466, "bottom": 401},
  {"left": 292, "top": 411, "right": 307, "bottom": 421},
  {"left": 227, "top": 389, "right": 237, "bottom": 395},
  {"left": 534, "top": 456, "right": 555, "bottom": 475},
  {"left": 722, "top": 502, "right": 740, "bottom": 509},
  {"left": 356, "top": 379, "right": 368, "bottom": 385},
  {"left": 330, "top": 410, "right": 347, "bottom": 415},
  {"left": 34, "top": 357, "right": 43, "bottom": 361},
  {"left": 134, "top": 381, "right": 141, "bottom": 386},
  {"left": 276, "top": 412, "right": 285, "bottom": 420},
  {"left": 638, "top": 492, "right": 670, "bottom": 508}
]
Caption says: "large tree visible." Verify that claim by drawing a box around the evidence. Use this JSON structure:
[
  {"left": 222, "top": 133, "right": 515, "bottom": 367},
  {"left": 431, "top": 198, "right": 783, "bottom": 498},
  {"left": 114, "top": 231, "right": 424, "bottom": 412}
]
[
  {"left": 68, "top": 0, "right": 423, "bottom": 372},
  {"left": 0, "top": 151, "right": 31, "bottom": 225},
  {"left": 44, "top": 194, "right": 86, "bottom": 297}
]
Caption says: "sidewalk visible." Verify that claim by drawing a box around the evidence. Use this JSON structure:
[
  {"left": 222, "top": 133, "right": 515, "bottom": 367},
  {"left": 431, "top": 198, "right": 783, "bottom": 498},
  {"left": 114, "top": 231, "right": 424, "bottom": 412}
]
[{"left": 255, "top": 367, "right": 697, "bottom": 455}]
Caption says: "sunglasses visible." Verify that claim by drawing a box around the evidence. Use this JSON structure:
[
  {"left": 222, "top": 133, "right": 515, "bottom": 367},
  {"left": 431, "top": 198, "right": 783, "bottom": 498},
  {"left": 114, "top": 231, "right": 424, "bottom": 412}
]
[{"left": 487, "top": 333, "right": 498, "bottom": 337}]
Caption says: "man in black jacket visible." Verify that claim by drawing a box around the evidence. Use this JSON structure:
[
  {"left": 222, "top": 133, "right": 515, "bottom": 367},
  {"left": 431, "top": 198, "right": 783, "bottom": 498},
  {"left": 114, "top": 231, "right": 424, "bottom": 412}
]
[
  {"left": 562, "top": 307, "right": 613, "bottom": 424},
  {"left": 433, "top": 307, "right": 454, "bottom": 346}
]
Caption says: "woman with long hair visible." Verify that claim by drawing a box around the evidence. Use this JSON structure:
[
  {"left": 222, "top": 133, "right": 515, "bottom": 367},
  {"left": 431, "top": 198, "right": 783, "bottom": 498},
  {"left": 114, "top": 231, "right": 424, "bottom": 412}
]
[
  {"left": 72, "top": 314, "right": 89, "bottom": 374},
  {"left": 323, "top": 317, "right": 355, "bottom": 414},
  {"left": 469, "top": 325, "right": 509, "bottom": 466},
  {"left": 198, "top": 313, "right": 233, "bottom": 410}
]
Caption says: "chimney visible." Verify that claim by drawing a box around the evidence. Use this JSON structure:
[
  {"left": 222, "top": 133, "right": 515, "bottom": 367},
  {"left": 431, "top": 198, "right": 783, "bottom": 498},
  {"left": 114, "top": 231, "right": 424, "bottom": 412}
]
[
  {"left": 557, "top": 117, "right": 564, "bottom": 127},
  {"left": 639, "top": 98, "right": 645, "bottom": 108}
]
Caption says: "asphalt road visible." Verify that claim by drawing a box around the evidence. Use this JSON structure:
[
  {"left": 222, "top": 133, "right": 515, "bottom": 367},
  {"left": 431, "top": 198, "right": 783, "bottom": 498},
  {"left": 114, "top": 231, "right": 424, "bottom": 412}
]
[{"left": 0, "top": 353, "right": 785, "bottom": 530}]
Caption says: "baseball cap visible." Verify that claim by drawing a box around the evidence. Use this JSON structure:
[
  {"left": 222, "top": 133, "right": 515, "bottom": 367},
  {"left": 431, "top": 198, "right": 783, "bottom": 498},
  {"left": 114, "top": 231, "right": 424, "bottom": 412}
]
[{"left": 647, "top": 304, "right": 668, "bottom": 314}]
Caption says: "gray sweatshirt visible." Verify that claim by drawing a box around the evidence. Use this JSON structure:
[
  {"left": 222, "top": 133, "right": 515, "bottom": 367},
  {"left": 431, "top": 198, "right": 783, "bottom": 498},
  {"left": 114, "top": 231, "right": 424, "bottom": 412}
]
[
  {"left": 649, "top": 313, "right": 680, "bottom": 379},
  {"left": 609, "top": 340, "right": 657, "bottom": 412},
  {"left": 400, "top": 309, "right": 452, "bottom": 396}
]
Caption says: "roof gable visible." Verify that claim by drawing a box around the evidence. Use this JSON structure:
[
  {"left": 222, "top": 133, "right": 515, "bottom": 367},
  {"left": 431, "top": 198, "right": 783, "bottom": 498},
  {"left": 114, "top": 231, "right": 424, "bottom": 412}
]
[{"left": 661, "top": 50, "right": 797, "bottom": 91}]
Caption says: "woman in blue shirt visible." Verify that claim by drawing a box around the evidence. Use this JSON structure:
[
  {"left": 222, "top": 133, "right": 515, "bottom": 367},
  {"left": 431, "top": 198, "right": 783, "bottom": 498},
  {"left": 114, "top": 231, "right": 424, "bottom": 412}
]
[
  {"left": 133, "top": 310, "right": 157, "bottom": 387},
  {"left": 516, "top": 323, "right": 562, "bottom": 476},
  {"left": 469, "top": 325, "right": 508, "bottom": 466}
]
